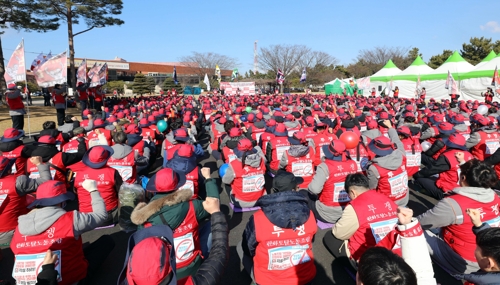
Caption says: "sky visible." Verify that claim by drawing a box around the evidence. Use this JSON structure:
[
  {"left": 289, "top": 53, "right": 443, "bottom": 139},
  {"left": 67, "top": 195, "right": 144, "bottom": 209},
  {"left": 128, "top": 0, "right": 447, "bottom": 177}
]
[{"left": 2, "top": 0, "right": 500, "bottom": 73}]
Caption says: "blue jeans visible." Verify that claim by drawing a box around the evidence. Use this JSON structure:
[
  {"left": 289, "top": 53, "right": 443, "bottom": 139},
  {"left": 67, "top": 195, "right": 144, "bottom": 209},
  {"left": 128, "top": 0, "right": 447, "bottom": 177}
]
[{"left": 199, "top": 221, "right": 212, "bottom": 257}]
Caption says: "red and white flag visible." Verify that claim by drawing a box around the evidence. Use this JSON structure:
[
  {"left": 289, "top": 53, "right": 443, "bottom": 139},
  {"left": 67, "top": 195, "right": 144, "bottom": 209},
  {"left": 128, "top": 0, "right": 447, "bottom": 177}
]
[
  {"left": 445, "top": 70, "right": 459, "bottom": 94},
  {"left": 4, "top": 40, "right": 26, "bottom": 85},
  {"left": 87, "top": 62, "right": 101, "bottom": 80},
  {"left": 492, "top": 66, "right": 500, "bottom": 95},
  {"left": 33, "top": 51, "right": 67, "bottom": 87},
  {"left": 77, "top": 59, "right": 88, "bottom": 84},
  {"left": 89, "top": 63, "right": 108, "bottom": 87},
  {"left": 30, "top": 53, "right": 44, "bottom": 71}
]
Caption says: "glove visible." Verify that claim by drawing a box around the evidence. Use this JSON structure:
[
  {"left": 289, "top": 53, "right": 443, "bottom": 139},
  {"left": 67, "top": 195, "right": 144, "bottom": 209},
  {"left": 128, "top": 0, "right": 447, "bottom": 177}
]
[
  {"left": 82, "top": 179, "right": 98, "bottom": 193},
  {"left": 194, "top": 144, "right": 204, "bottom": 156},
  {"left": 412, "top": 172, "right": 423, "bottom": 179}
]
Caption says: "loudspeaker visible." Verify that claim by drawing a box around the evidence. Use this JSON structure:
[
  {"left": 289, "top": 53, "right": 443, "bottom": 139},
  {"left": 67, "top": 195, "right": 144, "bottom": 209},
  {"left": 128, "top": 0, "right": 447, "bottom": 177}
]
[{"left": 378, "top": 86, "right": 382, "bottom": 92}]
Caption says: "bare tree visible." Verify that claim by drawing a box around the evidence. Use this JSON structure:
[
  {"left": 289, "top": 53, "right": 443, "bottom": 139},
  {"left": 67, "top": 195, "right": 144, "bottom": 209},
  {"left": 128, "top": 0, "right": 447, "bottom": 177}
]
[
  {"left": 259, "top": 44, "right": 311, "bottom": 77},
  {"left": 180, "top": 52, "right": 238, "bottom": 87},
  {"left": 299, "top": 51, "right": 338, "bottom": 69}
]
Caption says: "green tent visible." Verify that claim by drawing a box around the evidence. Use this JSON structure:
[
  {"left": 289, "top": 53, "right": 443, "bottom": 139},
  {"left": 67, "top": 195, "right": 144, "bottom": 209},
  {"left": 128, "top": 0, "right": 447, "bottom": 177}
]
[{"left": 324, "top": 78, "right": 343, "bottom": 94}]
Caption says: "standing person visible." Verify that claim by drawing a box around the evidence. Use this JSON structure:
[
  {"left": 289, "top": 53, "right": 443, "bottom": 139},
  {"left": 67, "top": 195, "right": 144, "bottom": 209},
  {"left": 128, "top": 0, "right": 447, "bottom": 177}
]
[
  {"left": 483, "top": 87, "right": 494, "bottom": 104},
  {"left": 23, "top": 86, "right": 32, "bottom": 106},
  {"left": 51, "top": 84, "right": 67, "bottom": 126},
  {"left": 76, "top": 82, "right": 90, "bottom": 117},
  {"left": 42, "top": 87, "right": 51, "bottom": 106},
  {"left": 393, "top": 86, "right": 400, "bottom": 99},
  {"left": 419, "top": 87, "right": 427, "bottom": 101},
  {"left": 94, "top": 85, "right": 105, "bottom": 110},
  {"left": 5, "top": 83, "right": 25, "bottom": 130}
]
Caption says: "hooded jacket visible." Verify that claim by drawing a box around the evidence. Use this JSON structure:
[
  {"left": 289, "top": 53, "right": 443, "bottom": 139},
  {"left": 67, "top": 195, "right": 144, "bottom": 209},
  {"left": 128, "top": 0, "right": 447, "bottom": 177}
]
[
  {"left": 279, "top": 144, "right": 311, "bottom": 169},
  {"left": 0, "top": 140, "right": 33, "bottom": 159},
  {"left": 284, "top": 120, "right": 301, "bottom": 131},
  {"left": 31, "top": 139, "right": 86, "bottom": 167},
  {"left": 466, "top": 128, "right": 499, "bottom": 149},
  {"left": 362, "top": 129, "right": 382, "bottom": 140},
  {"left": 111, "top": 143, "right": 150, "bottom": 167},
  {"left": 241, "top": 191, "right": 311, "bottom": 257},
  {"left": 17, "top": 191, "right": 107, "bottom": 239}
]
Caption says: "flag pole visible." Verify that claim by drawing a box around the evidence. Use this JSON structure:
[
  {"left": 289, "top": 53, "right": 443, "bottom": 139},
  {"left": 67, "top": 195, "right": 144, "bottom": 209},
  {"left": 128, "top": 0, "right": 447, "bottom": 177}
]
[{"left": 22, "top": 38, "right": 31, "bottom": 138}]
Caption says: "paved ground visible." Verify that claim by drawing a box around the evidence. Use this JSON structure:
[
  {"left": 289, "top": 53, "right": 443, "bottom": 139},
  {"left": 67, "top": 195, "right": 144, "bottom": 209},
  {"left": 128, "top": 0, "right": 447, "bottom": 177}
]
[{"left": 0, "top": 135, "right": 464, "bottom": 285}]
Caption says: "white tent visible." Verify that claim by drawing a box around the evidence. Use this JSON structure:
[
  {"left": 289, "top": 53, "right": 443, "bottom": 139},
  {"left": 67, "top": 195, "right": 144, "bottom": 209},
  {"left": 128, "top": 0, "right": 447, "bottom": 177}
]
[
  {"left": 390, "top": 56, "right": 434, "bottom": 98},
  {"left": 475, "top": 50, "right": 496, "bottom": 68},
  {"left": 417, "top": 51, "right": 474, "bottom": 100},
  {"left": 461, "top": 53, "right": 500, "bottom": 101},
  {"left": 369, "top": 60, "right": 402, "bottom": 96}
]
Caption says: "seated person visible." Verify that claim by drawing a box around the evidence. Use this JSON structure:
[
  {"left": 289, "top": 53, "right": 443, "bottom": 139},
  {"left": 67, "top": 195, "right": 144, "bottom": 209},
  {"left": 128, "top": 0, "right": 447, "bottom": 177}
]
[{"left": 417, "top": 159, "right": 500, "bottom": 275}]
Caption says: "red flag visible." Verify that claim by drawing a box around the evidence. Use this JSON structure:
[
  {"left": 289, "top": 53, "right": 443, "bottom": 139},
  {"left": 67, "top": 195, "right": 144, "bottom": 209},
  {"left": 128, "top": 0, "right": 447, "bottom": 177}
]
[
  {"left": 33, "top": 51, "right": 67, "bottom": 87},
  {"left": 87, "top": 62, "right": 100, "bottom": 80},
  {"left": 77, "top": 59, "right": 88, "bottom": 84},
  {"left": 4, "top": 40, "right": 26, "bottom": 85}
]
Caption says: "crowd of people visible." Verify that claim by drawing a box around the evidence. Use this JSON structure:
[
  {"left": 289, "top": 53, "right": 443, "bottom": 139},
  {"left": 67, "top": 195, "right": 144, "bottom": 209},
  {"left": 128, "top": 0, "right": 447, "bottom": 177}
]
[{"left": 1, "top": 90, "right": 500, "bottom": 285}]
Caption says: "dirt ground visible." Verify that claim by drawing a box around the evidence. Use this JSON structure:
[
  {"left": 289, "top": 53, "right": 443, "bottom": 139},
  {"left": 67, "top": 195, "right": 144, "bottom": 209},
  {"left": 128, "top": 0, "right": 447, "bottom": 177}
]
[{"left": 0, "top": 101, "right": 81, "bottom": 135}]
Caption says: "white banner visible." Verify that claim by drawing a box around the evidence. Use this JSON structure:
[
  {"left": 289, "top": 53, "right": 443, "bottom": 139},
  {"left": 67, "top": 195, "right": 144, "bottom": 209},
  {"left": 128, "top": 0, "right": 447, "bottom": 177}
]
[
  {"left": 33, "top": 51, "right": 67, "bottom": 88},
  {"left": 219, "top": 82, "right": 255, "bottom": 96}
]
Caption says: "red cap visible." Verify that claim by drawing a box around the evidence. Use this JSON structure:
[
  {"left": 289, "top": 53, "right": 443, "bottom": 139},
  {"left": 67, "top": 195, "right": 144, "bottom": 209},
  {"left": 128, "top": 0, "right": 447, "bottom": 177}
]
[
  {"left": 38, "top": 135, "right": 56, "bottom": 145},
  {"left": 367, "top": 120, "right": 378, "bottom": 129},
  {"left": 305, "top": 116, "right": 315, "bottom": 126},
  {"left": 378, "top": 112, "right": 389, "bottom": 120},
  {"left": 229, "top": 127, "right": 242, "bottom": 138},
  {"left": 127, "top": 237, "right": 172, "bottom": 285},
  {"left": 126, "top": 124, "right": 141, "bottom": 135},
  {"left": 266, "top": 119, "right": 277, "bottom": 127},
  {"left": 289, "top": 131, "right": 307, "bottom": 144},
  {"left": 173, "top": 128, "right": 189, "bottom": 142},
  {"left": 237, "top": 138, "right": 253, "bottom": 151},
  {"left": 397, "top": 126, "right": 411, "bottom": 137},
  {"left": 176, "top": 144, "right": 194, "bottom": 157}
]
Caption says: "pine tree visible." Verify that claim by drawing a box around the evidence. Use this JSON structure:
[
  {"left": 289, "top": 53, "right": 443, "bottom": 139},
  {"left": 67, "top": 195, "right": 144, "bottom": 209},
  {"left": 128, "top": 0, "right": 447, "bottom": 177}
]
[
  {"left": 146, "top": 76, "right": 156, "bottom": 94},
  {"left": 162, "top": 77, "right": 183, "bottom": 94},
  {"left": 132, "top": 73, "right": 150, "bottom": 95}
]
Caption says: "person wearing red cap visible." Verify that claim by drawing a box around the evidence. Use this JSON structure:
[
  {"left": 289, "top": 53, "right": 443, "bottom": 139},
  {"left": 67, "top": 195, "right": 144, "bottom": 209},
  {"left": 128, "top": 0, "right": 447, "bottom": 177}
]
[
  {"left": 302, "top": 116, "right": 317, "bottom": 138},
  {"left": 238, "top": 171, "right": 317, "bottom": 285},
  {"left": 266, "top": 123, "right": 291, "bottom": 172},
  {"left": 411, "top": 133, "right": 473, "bottom": 200},
  {"left": 108, "top": 132, "right": 150, "bottom": 184},
  {"left": 50, "top": 84, "right": 68, "bottom": 126},
  {"left": 244, "top": 113, "right": 267, "bottom": 142},
  {"left": 466, "top": 114, "right": 500, "bottom": 161},
  {"left": 279, "top": 132, "right": 315, "bottom": 190},
  {"left": 222, "top": 138, "right": 267, "bottom": 208},
  {"left": 63, "top": 127, "right": 88, "bottom": 153},
  {"left": 74, "top": 146, "right": 123, "bottom": 225},
  {"left": 165, "top": 144, "right": 204, "bottom": 199},
  {"left": 309, "top": 119, "right": 337, "bottom": 167},
  {"left": 0, "top": 155, "right": 51, "bottom": 245},
  {"left": 449, "top": 114, "right": 471, "bottom": 140},
  {"left": 27, "top": 135, "right": 86, "bottom": 183},
  {"left": 417, "top": 159, "right": 500, "bottom": 275},
  {"left": 283, "top": 113, "right": 301, "bottom": 135},
  {"left": 396, "top": 126, "right": 422, "bottom": 177},
  {"left": 259, "top": 119, "right": 277, "bottom": 156},
  {"left": 305, "top": 140, "right": 358, "bottom": 223},
  {"left": 118, "top": 197, "right": 228, "bottom": 285},
  {"left": 11, "top": 179, "right": 113, "bottom": 285},
  {"left": 87, "top": 118, "right": 114, "bottom": 146},
  {"left": 324, "top": 173, "right": 399, "bottom": 265},
  {"left": 130, "top": 167, "right": 218, "bottom": 279},
  {"left": 0, "top": 128, "right": 33, "bottom": 177},
  {"left": 365, "top": 121, "right": 409, "bottom": 207},
  {"left": 5, "top": 83, "right": 25, "bottom": 130},
  {"left": 94, "top": 85, "right": 105, "bottom": 110},
  {"left": 220, "top": 127, "right": 246, "bottom": 164}
]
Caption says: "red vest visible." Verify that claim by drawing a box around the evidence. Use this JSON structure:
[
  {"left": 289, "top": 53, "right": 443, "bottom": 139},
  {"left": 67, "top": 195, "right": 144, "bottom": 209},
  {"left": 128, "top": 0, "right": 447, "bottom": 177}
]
[
  {"left": 74, "top": 166, "right": 117, "bottom": 212},
  {"left": 260, "top": 132, "right": 275, "bottom": 155},
  {"left": 347, "top": 143, "right": 369, "bottom": 172},
  {"left": 209, "top": 127, "right": 224, "bottom": 151},
  {"left": 312, "top": 133, "right": 336, "bottom": 166},
  {"left": 319, "top": 159, "right": 358, "bottom": 207},
  {"left": 229, "top": 158, "right": 266, "bottom": 202},
  {"left": 77, "top": 89, "right": 88, "bottom": 101},
  {"left": 302, "top": 126, "right": 316, "bottom": 138},
  {"left": 400, "top": 137, "right": 422, "bottom": 177},
  {"left": 371, "top": 156, "right": 408, "bottom": 202},
  {"left": 51, "top": 90, "right": 65, "bottom": 104},
  {"left": 470, "top": 131, "right": 500, "bottom": 161},
  {"left": 222, "top": 146, "right": 237, "bottom": 163},
  {"left": 286, "top": 124, "right": 301, "bottom": 136},
  {"left": 455, "top": 126, "right": 471, "bottom": 141},
  {"left": 285, "top": 147, "right": 315, "bottom": 189},
  {"left": 249, "top": 124, "right": 266, "bottom": 141},
  {"left": 107, "top": 151, "right": 136, "bottom": 184},
  {"left": 166, "top": 144, "right": 182, "bottom": 161},
  {"left": 173, "top": 202, "right": 202, "bottom": 269},
  {"left": 177, "top": 167, "right": 200, "bottom": 199},
  {"left": 436, "top": 150, "right": 473, "bottom": 192},
  {"left": 27, "top": 152, "right": 66, "bottom": 182},
  {"left": 141, "top": 127, "right": 156, "bottom": 143},
  {"left": 348, "top": 190, "right": 399, "bottom": 261},
  {"left": 378, "top": 127, "right": 389, "bottom": 137},
  {"left": 443, "top": 194, "right": 500, "bottom": 261},
  {"left": 6, "top": 91, "right": 24, "bottom": 110},
  {"left": 269, "top": 136, "right": 291, "bottom": 171},
  {"left": 131, "top": 141, "right": 145, "bottom": 156},
  {"left": 11, "top": 212, "right": 88, "bottom": 285},
  {"left": 2, "top": 145, "right": 26, "bottom": 176},
  {"left": 62, "top": 137, "right": 82, "bottom": 153},
  {"left": 0, "top": 175, "right": 27, "bottom": 232},
  {"left": 253, "top": 210, "right": 317, "bottom": 285},
  {"left": 87, "top": 128, "right": 113, "bottom": 146}
]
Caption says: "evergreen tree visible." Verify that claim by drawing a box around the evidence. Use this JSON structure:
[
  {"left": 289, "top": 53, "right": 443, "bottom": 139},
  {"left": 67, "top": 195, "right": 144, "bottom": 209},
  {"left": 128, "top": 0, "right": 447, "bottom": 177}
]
[
  {"left": 461, "top": 37, "right": 495, "bottom": 65},
  {"left": 428, "top": 50, "right": 453, "bottom": 69},
  {"left": 146, "top": 76, "right": 156, "bottom": 94},
  {"left": 132, "top": 73, "right": 150, "bottom": 95},
  {"left": 162, "top": 77, "right": 183, "bottom": 94}
]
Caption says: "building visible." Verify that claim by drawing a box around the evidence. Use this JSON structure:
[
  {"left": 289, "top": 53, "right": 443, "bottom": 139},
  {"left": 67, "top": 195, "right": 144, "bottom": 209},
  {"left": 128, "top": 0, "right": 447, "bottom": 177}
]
[{"left": 69, "top": 57, "right": 232, "bottom": 86}]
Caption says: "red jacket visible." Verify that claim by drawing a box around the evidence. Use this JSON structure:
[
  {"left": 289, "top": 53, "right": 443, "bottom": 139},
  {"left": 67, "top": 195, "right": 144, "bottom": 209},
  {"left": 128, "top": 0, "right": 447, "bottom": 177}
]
[
  {"left": 436, "top": 150, "right": 473, "bottom": 192},
  {"left": 253, "top": 209, "right": 317, "bottom": 285},
  {"left": 470, "top": 131, "right": 500, "bottom": 161},
  {"left": 229, "top": 158, "right": 266, "bottom": 202},
  {"left": 2, "top": 145, "right": 27, "bottom": 177},
  {"left": 6, "top": 91, "right": 24, "bottom": 110},
  {"left": 0, "top": 175, "right": 27, "bottom": 233}
]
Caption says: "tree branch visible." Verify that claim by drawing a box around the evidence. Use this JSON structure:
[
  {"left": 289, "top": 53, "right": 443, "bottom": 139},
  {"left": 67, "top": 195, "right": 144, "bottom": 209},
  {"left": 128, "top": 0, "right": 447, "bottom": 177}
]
[{"left": 73, "top": 25, "right": 95, "bottom": 36}]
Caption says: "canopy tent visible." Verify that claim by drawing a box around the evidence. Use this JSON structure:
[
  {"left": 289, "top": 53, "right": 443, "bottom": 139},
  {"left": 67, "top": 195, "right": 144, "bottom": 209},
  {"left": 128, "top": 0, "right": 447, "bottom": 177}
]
[
  {"left": 324, "top": 78, "right": 357, "bottom": 95},
  {"left": 369, "top": 60, "right": 402, "bottom": 82},
  {"left": 421, "top": 51, "right": 474, "bottom": 80},
  {"left": 461, "top": 53, "right": 500, "bottom": 100},
  {"left": 386, "top": 56, "right": 434, "bottom": 98},
  {"left": 474, "top": 50, "right": 496, "bottom": 68}
]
